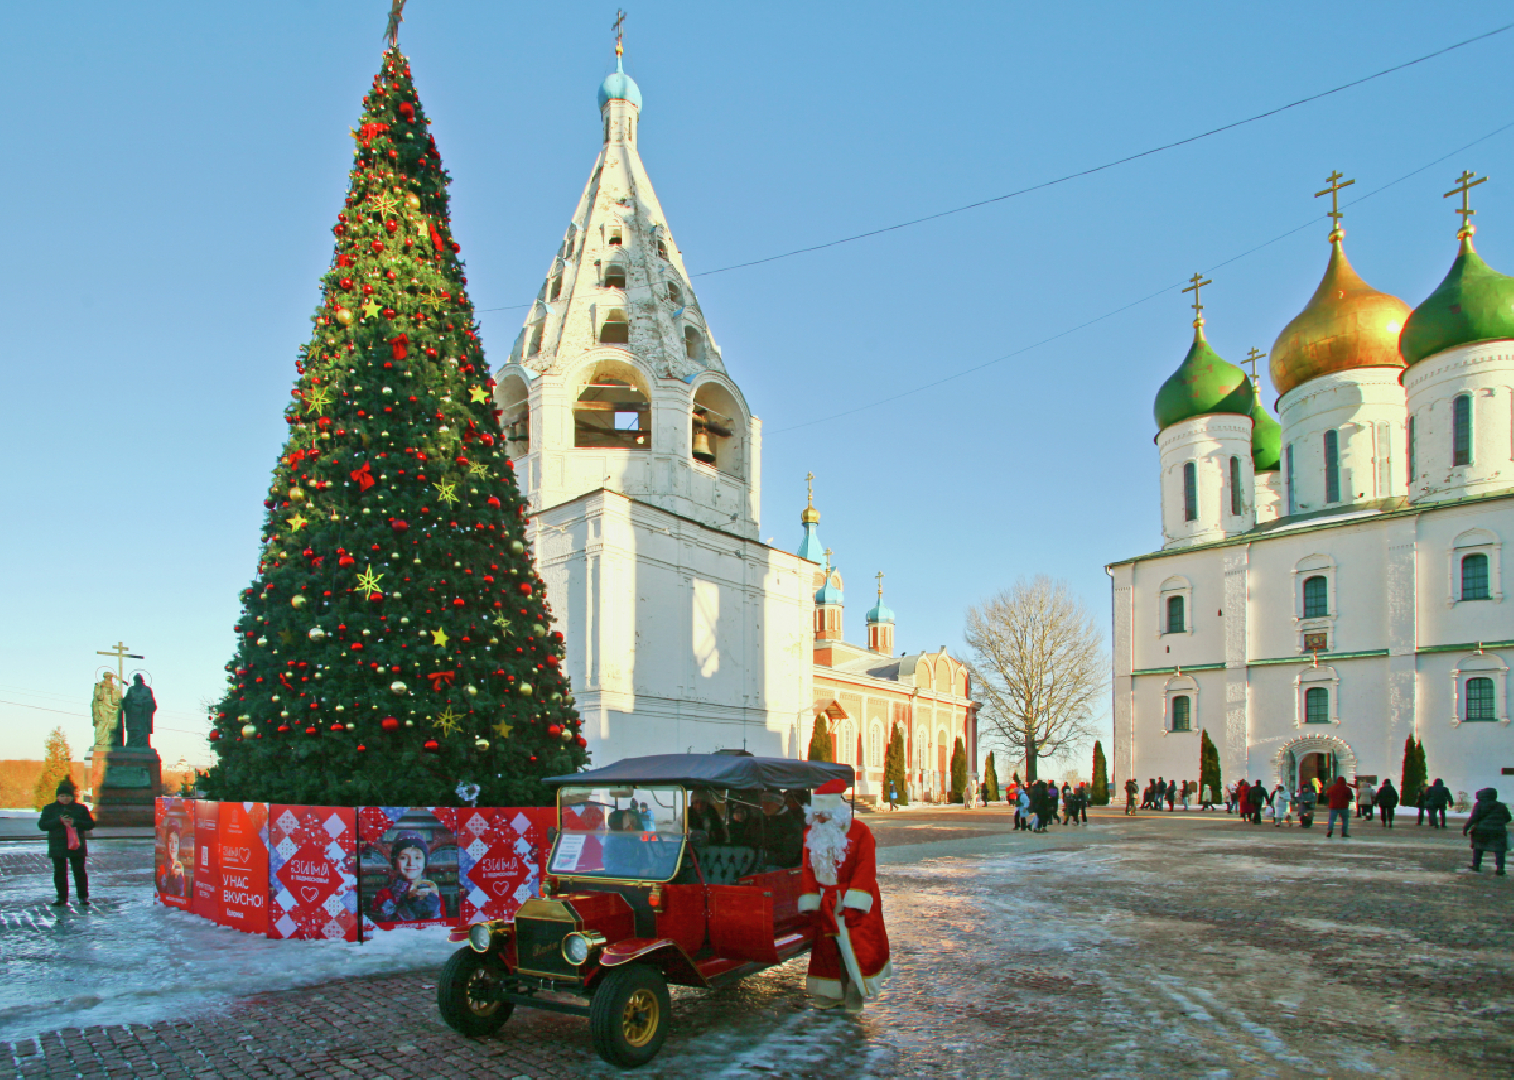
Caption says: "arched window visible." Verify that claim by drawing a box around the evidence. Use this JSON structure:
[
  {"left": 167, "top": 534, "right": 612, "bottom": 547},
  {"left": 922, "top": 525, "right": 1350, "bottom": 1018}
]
[
  {"left": 1166, "top": 595, "right": 1185, "bottom": 634},
  {"left": 549, "top": 273, "right": 563, "bottom": 302},
  {"left": 1453, "top": 394, "right": 1472, "bottom": 466},
  {"left": 684, "top": 325, "right": 704, "bottom": 360},
  {"left": 1304, "top": 686, "right": 1329, "bottom": 724},
  {"left": 599, "top": 308, "right": 630, "bottom": 345},
  {"left": 1170, "top": 696, "right": 1192, "bottom": 732},
  {"left": 1324, "top": 429, "right": 1340, "bottom": 504},
  {"left": 1182, "top": 462, "right": 1197, "bottom": 522},
  {"left": 1466, "top": 677, "right": 1496, "bottom": 721},
  {"left": 1303, "top": 575, "right": 1328, "bottom": 618},
  {"left": 608, "top": 226, "right": 623, "bottom": 246},
  {"left": 1462, "top": 552, "right": 1490, "bottom": 601},
  {"left": 526, "top": 323, "right": 543, "bottom": 358},
  {"left": 656, "top": 239, "right": 667, "bottom": 259},
  {"left": 1286, "top": 444, "right": 1296, "bottom": 515},
  {"left": 1407, "top": 416, "right": 1417, "bottom": 480},
  {"left": 574, "top": 370, "right": 649, "bottom": 449},
  {"left": 604, "top": 263, "right": 626, "bottom": 290},
  {"left": 666, "top": 281, "right": 681, "bottom": 304},
  {"left": 1229, "top": 456, "right": 1243, "bottom": 517}
]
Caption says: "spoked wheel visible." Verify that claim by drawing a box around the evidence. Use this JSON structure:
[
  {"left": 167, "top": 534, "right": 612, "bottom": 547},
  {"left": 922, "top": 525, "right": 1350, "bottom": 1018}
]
[
  {"left": 590, "top": 963, "right": 671, "bottom": 1067},
  {"left": 436, "top": 947, "right": 514, "bottom": 1037}
]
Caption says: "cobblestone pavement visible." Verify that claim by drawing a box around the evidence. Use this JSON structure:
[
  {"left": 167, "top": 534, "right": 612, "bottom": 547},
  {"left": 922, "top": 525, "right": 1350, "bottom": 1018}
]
[{"left": 4, "top": 808, "right": 1512, "bottom": 1077}]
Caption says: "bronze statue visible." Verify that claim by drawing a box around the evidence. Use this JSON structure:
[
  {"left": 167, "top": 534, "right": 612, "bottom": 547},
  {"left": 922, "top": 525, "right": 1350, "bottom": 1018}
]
[
  {"left": 91, "top": 672, "right": 123, "bottom": 749},
  {"left": 121, "top": 674, "right": 157, "bottom": 749}
]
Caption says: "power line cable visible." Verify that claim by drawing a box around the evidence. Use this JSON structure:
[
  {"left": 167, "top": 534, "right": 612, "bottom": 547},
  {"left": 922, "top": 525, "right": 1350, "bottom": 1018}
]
[
  {"left": 475, "top": 19, "right": 1511, "bottom": 313},
  {"left": 771, "top": 118, "right": 1514, "bottom": 435}
]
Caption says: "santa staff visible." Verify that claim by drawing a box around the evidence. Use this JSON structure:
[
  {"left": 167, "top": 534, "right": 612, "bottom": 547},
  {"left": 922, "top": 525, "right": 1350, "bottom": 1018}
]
[{"left": 797, "top": 778, "right": 892, "bottom": 1012}]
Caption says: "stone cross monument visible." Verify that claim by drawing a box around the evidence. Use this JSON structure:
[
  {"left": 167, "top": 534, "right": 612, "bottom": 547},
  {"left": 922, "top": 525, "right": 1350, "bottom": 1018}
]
[{"left": 90, "top": 643, "right": 162, "bottom": 827}]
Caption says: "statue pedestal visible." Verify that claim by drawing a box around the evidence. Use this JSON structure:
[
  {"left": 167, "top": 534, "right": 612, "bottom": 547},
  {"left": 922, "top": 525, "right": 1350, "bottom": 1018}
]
[{"left": 91, "top": 746, "right": 162, "bottom": 827}]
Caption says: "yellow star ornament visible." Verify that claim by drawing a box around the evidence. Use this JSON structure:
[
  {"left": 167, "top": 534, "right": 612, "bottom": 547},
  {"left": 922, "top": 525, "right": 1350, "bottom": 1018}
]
[
  {"left": 287, "top": 512, "right": 308, "bottom": 532},
  {"left": 493, "top": 717, "right": 514, "bottom": 739},
  {"left": 431, "top": 628, "right": 449, "bottom": 647},
  {"left": 468, "top": 461, "right": 491, "bottom": 479},
  {"left": 303, "top": 386, "right": 332, "bottom": 416},
  {"left": 493, "top": 614, "right": 511, "bottom": 633},
  {"left": 434, "top": 480, "right": 459, "bottom": 506},
  {"left": 433, "top": 706, "right": 461, "bottom": 736},
  {"left": 361, "top": 298, "right": 382, "bottom": 319},
  {"left": 355, "top": 564, "right": 384, "bottom": 593},
  {"left": 468, "top": 386, "right": 490, "bottom": 403}
]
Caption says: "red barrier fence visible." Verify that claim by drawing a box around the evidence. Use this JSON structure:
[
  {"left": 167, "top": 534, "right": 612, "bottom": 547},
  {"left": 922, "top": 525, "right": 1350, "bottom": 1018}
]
[{"left": 154, "top": 799, "right": 552, "bottom": 940}]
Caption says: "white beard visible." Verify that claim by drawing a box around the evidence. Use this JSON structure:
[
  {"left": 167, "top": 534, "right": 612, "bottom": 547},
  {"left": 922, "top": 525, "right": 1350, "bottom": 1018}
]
[{"left": 804, "top": 805, "right": 853, "bottom": 886}]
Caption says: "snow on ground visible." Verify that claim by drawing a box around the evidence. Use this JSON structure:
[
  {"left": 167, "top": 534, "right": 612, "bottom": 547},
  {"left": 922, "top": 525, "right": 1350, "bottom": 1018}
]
[{"left": 0, "top": 841, "right": 457, "bottom": 1043}]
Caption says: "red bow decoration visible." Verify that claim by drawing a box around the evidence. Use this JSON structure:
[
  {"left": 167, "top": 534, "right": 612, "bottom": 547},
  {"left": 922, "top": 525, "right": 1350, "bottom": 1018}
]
[
  {"left": 429, "top": 222, "right": 445, "bottom": 252},
  {"left": 427, "top": 671, "right": 456, "bottom": 691},
  {"left": 358, "top": 121, "right": 389, "bottom": 148},
  {"left": 398, "top": 101, "right": 415, "bottom": 123},
  {"left": 390, "top": 334, "right": 409, "bottom": 361},
  {"left": 350, "top": 462, "right": 375, "bottom": 492}
]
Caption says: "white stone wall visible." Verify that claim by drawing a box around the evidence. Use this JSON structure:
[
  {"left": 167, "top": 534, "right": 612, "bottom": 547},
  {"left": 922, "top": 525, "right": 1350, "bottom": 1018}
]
[
  {"left": 1404, "top": 341, "right": 1514, "bottom": 505},
  {"left": 1159, "top": 414, "right": 1255, "bottom": 549},
  {"left": 1277, "top": 368, "right": 1408, "bottom": 513}
]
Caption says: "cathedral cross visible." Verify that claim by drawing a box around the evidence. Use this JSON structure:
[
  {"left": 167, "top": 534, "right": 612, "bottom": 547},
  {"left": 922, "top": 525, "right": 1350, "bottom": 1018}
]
[
  {"left": 96, "top": 641, "right": 143, "bottom": 684},
  {"left": 806, "top": 471, "right": 814, "bottom": 506},
  {"left": 1445, "top": 169, "right": 1488, "bottom": 239},
  {"left": 1244, "top": 347, "right": 1265, "bottom": 383},
  {"left": 875, "top": 571, "right": 884, "bottom": 600},
  {"left": 1182, "top": 273, "right": 1212, "bottom": 328},
  {"left": 1314, "top": 170, "right": 1355, "bottom": 238},
  {"left": 612, "top": 9, "right": 627, "bottom": 56}
]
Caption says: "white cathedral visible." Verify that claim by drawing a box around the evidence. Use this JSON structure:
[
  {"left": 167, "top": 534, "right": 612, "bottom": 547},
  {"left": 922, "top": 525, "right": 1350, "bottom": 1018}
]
[
  {"left": 1109, "top": 175, "right": 1514, "bottom": 801},
  {"left": 492, "top": 50, "right": 817, "bottom": 762}
]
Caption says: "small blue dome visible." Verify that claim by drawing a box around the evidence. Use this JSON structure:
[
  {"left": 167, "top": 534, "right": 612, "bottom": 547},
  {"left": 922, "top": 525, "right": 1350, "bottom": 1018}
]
[
  {"left": 598, "top": 58, "right": 643, "bottom": 111},
  {"left": 866, "top": 600, "right": 894, "bottom": 625},
  {"left": 815, "top": 572, "right": 843, "bottom": 607}
]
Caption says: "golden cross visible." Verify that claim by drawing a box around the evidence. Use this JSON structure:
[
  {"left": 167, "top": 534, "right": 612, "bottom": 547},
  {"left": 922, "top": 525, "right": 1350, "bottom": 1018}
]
[
  {"left": 875, "top": 571, "right": 885, "bottom": 600},
  {"left": 1182, "top": 273, "right": 1212, "bottom": 328},
  {"left": 805, "top": 471, "right": 814, "bottom": 507},
  {"left": 1314, "top": 170, "right": 1355, "bottom": 237},
  {"left": 612, "top": 9, "right": 627, "bottom": 56},
  {"left": 1445, "top": 169, "right": 1489, "bottom": 238},
  {"left": 824, "top": 547, "right": 833, "bottom": 570},
  {"left": 97, "top": 641, "right": 143, "bottom": 684},
  {"left": 1244, "top": 347, "right": 1265, "bottom": 383}
]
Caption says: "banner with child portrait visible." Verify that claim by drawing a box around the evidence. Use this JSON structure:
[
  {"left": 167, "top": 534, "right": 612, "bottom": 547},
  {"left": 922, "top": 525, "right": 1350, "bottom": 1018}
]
[
  {"left": 154, "top": 797, "right": 195, "bottom": 910},
  {"left": 357, "top": 806, "right": 460, "bottom": 933}
]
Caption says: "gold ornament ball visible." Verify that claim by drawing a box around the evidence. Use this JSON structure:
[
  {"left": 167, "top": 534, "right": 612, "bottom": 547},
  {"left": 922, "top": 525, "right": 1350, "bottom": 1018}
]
[
  {"left": 404, "top": 193, "right": 421, "bottom": 210},
  {"left": 519, "top": 683, "right": 533, "bottom": 697},
  {"left": 291, "top": 595, "right": 307, "bottom": 609},
  {"left": 241, "top": 723, "right": 257, "bottom": 737},
  {"left": 474, "top": 737, "right": 490, "bottom": 750},
  {"left": 510, "top": 541, "right": 525, "bottom": 555},
  {"left": 256, "top": 636, "right": 269, "bottom": 648},
  {"left": 560, "top": 728, "right": 573, "bottom": 743},
  {"left": 532, "top": 624, "right": 547, "bottom": 637},
  {"left": 335, "top": 704, "right": 345, "bottom": 712},
  {"left": 390, "top": 680, "right": 408, "bottom": 695},
  {"left": 308, "top": 626, "right": 327, "bottom": 642},
  {"left": 289, "top": 486, "right": 306, "bottom": 503},
  {"left": 466, "top": 684, "right": 477, "bottom": 696},
  {"left": 334, "top": 306, "right": 354, "bottom": 326}
]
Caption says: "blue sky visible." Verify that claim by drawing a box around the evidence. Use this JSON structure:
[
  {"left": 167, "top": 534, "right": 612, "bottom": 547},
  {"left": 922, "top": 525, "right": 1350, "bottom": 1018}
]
[{"left": 2, "top": 1, "right": 1511, "bottom": 770}]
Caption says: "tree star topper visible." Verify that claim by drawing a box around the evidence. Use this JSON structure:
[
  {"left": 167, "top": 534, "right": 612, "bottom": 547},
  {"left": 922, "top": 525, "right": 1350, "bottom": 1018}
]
[{"left": 356, "top": 564, "right": 384, "bottom": 593}]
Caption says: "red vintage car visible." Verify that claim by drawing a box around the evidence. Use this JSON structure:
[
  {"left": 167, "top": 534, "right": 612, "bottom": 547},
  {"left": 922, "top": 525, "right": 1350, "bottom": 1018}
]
[{"left": 435, "top": 752, "right": 853, "bottom": 1067}]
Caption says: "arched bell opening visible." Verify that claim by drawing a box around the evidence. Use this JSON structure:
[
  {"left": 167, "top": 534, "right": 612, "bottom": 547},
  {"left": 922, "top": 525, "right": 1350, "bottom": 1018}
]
[
  {"left": 691, "top": 381, "right": 744, "bottom": 477},
  {"left": 497, "top": 372, "right": 531, "bottom": 458},
  {"left": 574, "top": 359, "right": 651, "bottom": 450}
]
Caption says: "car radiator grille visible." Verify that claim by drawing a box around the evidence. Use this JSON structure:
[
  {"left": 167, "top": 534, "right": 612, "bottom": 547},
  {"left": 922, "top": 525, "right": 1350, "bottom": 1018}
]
[{"left": 515, "top": 918, "right": 577, "bottom": 979}]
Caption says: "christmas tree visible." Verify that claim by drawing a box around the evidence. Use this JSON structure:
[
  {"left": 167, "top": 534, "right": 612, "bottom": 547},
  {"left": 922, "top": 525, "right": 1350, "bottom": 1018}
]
[
  {"left": 1199, "top": 729, "right": 1222, "bottom": 803},
  {"left": 983, "top": 751, "right": 1000, "bottom": 802},
  {"left": 1089, "top": 740, "right": 1108, "bottom": 805},
  {"left": 203, "top": 46, "right": 587, "bottom": 808},
  {"left": 949, "top": 737, "right": 967, "bottom": 802},
  {"left": 884, "top": 725, "right": 909, "bottom": 806}
]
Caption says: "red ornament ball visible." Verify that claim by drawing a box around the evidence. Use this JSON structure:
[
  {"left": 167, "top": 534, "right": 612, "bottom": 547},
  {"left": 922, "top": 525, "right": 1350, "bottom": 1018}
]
[
  {"left": 371, "top": 240, "right": 385, "bottom": 253},
  {"left": 487, "top": 496, "right": 500, "bottom": 508},
  {"left": 381, "top": 717, "right": 400, "bottom": 732},
  {"left": 305, "top": 725, "right": 319, "bottom": 736},
  {"left": 329, "top": 722, "right": 345, "bottom": 733},
  {"left": 208, "top": 730, "right": 221, "bottom": 742},
  {"left": 518, "top": 583, "right": 533, "bottom": 596},
  {"left": 384, "top": 219, "right": 399, "bottom": 234},
  {"left": 423, "top": 738, "right": 440, "bottom": 753},
  {"left": 277, "top": 724, "right": 291, "bottom": 734},
  {"left": 547, "top": 724, "right": 562, "bottom": 738},
  {"left": 356, "top": 744, "right": 367, "bottom": 752},
  {"left": 575, "top": 735, "right": 587, "bottom": 749}
]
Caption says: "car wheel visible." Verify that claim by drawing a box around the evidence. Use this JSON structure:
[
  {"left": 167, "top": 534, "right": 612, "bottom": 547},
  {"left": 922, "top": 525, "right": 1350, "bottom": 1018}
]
[
  {"left": 589, "top": 963, "right": 671, "bottom": 1067},
  {"left": 437, "top": 946, "right": 513, "bottom": 1037}
]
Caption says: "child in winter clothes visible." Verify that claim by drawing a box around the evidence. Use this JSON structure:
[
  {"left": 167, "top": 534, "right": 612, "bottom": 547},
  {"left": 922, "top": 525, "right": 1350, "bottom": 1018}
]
[
  {"left": 38, "top": 778, "right": 94, "bottom": 905},
  {"left": 1463, "top": 788, "right": 1511, "bottom": 875}
]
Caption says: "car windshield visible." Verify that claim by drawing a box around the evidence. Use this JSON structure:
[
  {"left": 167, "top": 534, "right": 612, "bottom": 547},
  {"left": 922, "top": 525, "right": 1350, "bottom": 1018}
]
[{"left": 551, "top": 786, "right": 686, "bottom": 881}]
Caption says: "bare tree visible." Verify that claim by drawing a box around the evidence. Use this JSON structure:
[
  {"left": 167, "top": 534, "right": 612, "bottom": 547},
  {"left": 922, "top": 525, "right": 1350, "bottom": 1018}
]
[{"left": 964, "top": 576, "right": 1106, "bottom": 783}]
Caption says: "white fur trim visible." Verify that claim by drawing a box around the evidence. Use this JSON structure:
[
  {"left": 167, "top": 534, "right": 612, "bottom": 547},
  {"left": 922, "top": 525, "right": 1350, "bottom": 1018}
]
[
  {"left": 797, "top": 893, "right": 822, "bottom": 912},
  {"left": 811, "top": 793, "right": 847, "bottom": 813},
  {"left": 842, "top": 889, "right": 873, "bottom": 913},
  {"left": 861, "top": 958, "right": 894, "bottom": 995},
  {"left": 806, "top": 975, "right": 842, "bottom": 999}
]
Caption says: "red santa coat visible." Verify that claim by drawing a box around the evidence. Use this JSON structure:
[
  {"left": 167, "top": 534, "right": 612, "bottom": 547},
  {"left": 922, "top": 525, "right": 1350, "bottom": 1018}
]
[{"left": 798, "top": 816, "right": 892, "bottom": 998}]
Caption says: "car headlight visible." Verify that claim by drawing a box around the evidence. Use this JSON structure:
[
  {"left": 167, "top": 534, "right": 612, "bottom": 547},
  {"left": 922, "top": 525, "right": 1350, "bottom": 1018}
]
[
  {"left": 468, "top": 923, "right": 494, "bottom": 953},
  {"left": 562, "top": 932, "right": 591, "bottom": 965}
]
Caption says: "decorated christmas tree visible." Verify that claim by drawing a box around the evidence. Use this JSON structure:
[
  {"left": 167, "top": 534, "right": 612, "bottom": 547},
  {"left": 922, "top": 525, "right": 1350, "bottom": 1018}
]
[{"left": 203, "top": 44, "right": 587, "bottom": 808}]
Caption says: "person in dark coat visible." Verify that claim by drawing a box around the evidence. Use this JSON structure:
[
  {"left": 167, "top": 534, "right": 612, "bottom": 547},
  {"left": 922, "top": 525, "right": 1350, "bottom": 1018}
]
[
  {"left": 1246, "top": 779, "right": 1267, "bottom": 824},
  {"left": 1235, "top": 779, "right": 1251, "bottom": 821},
  {"left": 1425, "top": 779, "right": 1452, "bottom": 829},
  {"left": 1124, "top": 778, "right": 1139, "bottom": 815},
  {"left": 1325, "top": 776, "right": 1353, "bottom": 838},
  {"left": 1374, "top": 778, "right": 1400, "bottom": 828},
  {"left": 1463, "top": 788, "right": 1511, "bottom": 875},
  {"left": 38, "top": 778, "right": 94, "bottom": 906}
]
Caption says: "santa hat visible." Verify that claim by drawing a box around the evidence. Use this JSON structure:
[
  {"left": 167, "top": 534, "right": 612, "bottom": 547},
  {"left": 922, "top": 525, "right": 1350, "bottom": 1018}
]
[{"left": 811, "top": 777, "right": 849, "bottom": 813}]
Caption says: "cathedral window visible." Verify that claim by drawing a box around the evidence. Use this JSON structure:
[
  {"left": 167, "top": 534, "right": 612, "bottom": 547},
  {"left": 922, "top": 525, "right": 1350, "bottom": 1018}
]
[
  {"left": 575, "top": 371, "right": 650, "bottom": 450},
  {"left": 1166, "top": 595, "right": 1185, "bottom": 634},
  {"left": 657, "top": 239, "right": 667, "bottom": 259},
  {"left": 1170, "top": 696, "right": 1191, "bottom": 732},
  {"left": 1407, "top": 416, "right": 1417, "bottom": 481},
  {"left": 1304, "top": 686, "right": 1329, "bottom": 724},
  {"left": 1453, "top": 394, "right": 1472, "bottom": 466},
  {"left": 1302, "top": 575, "right": 1328, "bottom": 618},
  {"left": 1286, "top": 444, "right": 1296, "bottom": 515},
  {"left": 1181, "top": 462, "right": 1197, "bottom": 522},
  {"left": 1324, "top": 430, "right": 1340, "bottom": 504},
  {"left": 527, "top": 324, "right": 543, "bottom": 358},
  {"left": 604, "top": 263, "right": 627, "bottom": 290},
  {"left": 599, "top": 308, "right": 630, "bottom": 345},
  {"left": 684, "top": 326, "right": 704, "bottom": 361},
  {"left": 666, "top": 281, "right": 681, "bottom": 304},
  {"left": 1462, "top": 553, "right": 1490, "bottom": 601},
  {"left": 550, "top": 273, "right": 563, "bottom": 301},
  {"left": 608, "top": 226, "right": 624, "bottom": 246},
  {"left": 1229, "top": 456, "right": 1243, "bottom": 517},
  {"left": 1466, "top": 677, "right": 1496, "bottom": 722}
]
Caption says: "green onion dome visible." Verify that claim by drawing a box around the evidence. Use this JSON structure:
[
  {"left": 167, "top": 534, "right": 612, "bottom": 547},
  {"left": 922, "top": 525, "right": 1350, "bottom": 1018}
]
[
  {"left": 1400, "top": 235, "right": 1514, "bottom": 365},
  {"left": 1154, "top": 325, "right": 1256, "bottom": 432},
  {"left": 1251, "top": 393, "right": 1282, "bottom": 472}
]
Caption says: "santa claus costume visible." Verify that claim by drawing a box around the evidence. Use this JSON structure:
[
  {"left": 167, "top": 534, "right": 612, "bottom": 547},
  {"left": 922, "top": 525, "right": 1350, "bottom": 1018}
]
[{"left": 798, "top": 779, "right": 892, "bottom": 1011}]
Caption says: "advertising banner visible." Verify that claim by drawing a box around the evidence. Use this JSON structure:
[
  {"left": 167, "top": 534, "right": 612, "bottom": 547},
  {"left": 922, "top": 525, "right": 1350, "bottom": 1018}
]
[
  {"left": 357, "top": 806, "right": 460, "bottom": 933},
  {"left": 443, "top": 806, "right": 554, "bottom": 924},
  {"left": 217, "top": 802, "right": 270, "bottom": 934},
  {"left": 154, "top": 797, "right": 195, "bottom": 910},
  {"left": 191, "top": 801, "right": 220, "bottom": 920},
  {"left": 267, "top": 804, "right": 357, "bottom": 941}
]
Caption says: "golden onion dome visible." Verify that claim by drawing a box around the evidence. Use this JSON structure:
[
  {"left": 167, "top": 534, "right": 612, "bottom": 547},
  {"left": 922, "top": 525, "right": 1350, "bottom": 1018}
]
[{"left": 1269, "top": 233, "right": 1410, "bottom": 397}]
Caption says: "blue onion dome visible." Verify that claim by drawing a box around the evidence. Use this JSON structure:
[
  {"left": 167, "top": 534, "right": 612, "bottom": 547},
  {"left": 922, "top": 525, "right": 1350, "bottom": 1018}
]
[
  {"left": 866, "top": 598, "right": 895, "bottom": 624},
  {"left": 815, "top": 569, "right": 844, "bottom": 606},
  {"left": 598, "top": 57, "right": 643, "bottom": 111}
]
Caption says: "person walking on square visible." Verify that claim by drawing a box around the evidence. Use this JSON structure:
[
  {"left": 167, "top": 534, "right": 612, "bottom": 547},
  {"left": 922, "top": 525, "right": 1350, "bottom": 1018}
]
[
  {"left": 1235, "top": 779, "right": 1251, "bottom": 821},
  {"left": 1224, "top": 782, "right": 1236, "bottom": 814},
  {"left": 1200, "top": 782, "right": 1215, "bottom": 811},
  {"left": 1462, "top": 788, "right": 1511, "bottom": 875},
  {"left": 1180, "top": 780, "right": 1192, "bottom": 812},
  {"left": 1375, "top": 778, "right": 1399, "bottom": 828},
  {"left": 39, "top": 778, "right": 94, "bottom": 906},
  {"left": 1016, "top": 784, "right": 1031, "bottom": 830},
  {"left": 1425, "top": 779, "right": 1451, "bottom": 829},
  {"left": 1246, "top": 779, "right": 1266, "bottom": 824},
  {"left": 1325, "top": 776, "right": 1353, "bottom": 838},
  {"left": 1272, "top": 782, "right": 1293, "bottom": 827},
  {"left": 1357, "top": 779, "right": 1376, "bottom": 821},
  {"left": 1125, "top": 778, "right": 1138, "bottom": 816}
]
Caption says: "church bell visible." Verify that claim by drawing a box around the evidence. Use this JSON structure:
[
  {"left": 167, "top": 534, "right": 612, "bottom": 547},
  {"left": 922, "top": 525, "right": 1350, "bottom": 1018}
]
[{"left": 692, "top": 426, "right": 716, "bottom": 465}]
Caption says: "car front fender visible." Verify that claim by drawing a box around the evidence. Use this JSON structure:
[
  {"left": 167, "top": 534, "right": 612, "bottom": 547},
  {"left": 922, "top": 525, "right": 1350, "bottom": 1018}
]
[{"left": 597, "top": 937, "right": 701, "bottom": 985}]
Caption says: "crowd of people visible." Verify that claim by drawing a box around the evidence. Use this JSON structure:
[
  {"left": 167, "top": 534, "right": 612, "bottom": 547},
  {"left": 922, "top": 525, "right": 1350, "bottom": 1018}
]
[{"left": 989, "top": 779, "right": 1094, "bottom": 832}]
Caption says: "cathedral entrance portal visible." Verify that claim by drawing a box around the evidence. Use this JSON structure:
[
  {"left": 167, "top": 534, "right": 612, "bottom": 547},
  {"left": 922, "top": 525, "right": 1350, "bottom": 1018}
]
[
  {"left": 1297, "top": 752, "right": 1336, "bottom": 791},
  {"left": 1274, "top": 734, "right": 1357, "bottom": 791}
]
